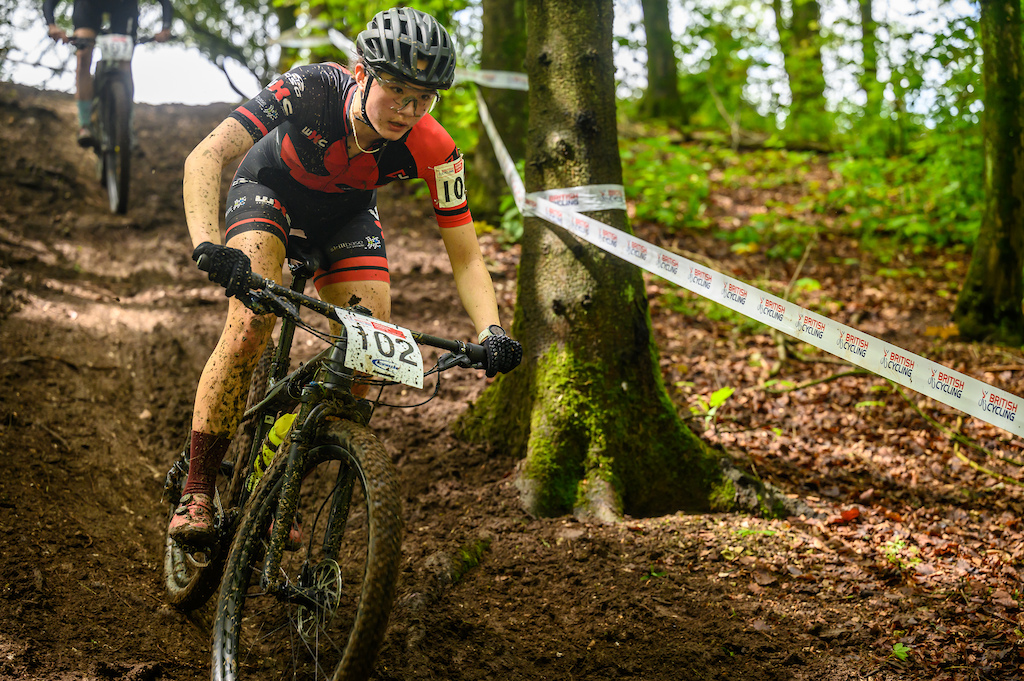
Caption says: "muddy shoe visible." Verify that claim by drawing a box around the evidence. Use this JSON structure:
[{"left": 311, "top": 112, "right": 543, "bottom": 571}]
[
  {"left": 169, "top": 493, "right": 215, "bottom": 546},
  {"left": 270, "top": 514, "right": 304, "bottom": 551},
  {"left": 77, "top": 126, "right": 95, "bottom": 149}
]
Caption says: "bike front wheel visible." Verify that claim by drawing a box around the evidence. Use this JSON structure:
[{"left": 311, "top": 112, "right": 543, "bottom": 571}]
[
  {"left": 162, "top": 341, "right": 275, "bottom": 611},
  {"left": 102, "top": 78, "right": 131, "bottom": 214},
  {"left": 211, "top": 420, "right": 403, "bottom": 681}
]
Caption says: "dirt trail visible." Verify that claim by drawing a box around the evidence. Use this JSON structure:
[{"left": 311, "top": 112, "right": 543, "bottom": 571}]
[{"left": 3, "top": 81, "right": 1022, "bottom": 681}]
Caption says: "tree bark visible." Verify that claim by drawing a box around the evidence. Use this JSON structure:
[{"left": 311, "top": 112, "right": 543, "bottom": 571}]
[
  {"left": 469, "top": 0, "right": 528, "bottom": 223},
  {"left": 457, "top": 0, "right": 724, "bottom": 522},
  {"left": 952, "top": 0, "right": 1024, "bottom": 345}
]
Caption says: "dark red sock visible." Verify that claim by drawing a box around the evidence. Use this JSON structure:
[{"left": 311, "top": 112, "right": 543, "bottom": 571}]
[{"left": 182, "top": 431, "right": 232, "bottom": 497}]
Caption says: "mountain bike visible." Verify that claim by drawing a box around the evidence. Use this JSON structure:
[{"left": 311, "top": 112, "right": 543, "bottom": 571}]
[
  {"left": 161, "top": 248, "right": 491, "bottom": 681},
  {"left": 69, "top": 33, "right": 150, "bottom": 215}
]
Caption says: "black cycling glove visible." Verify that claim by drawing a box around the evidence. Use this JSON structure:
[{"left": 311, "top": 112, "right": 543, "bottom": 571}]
[
  {"left": 480, "top": 326, "right": 523, "bottom": 378},
  {"left": 192, "top": 242, "right": 252, "bottom": 299}
]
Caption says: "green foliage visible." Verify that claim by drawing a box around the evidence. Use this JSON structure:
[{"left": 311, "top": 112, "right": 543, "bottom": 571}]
[
  {"left": 619, "top": 121, "right": 982, "bottom": 257},
  {"left": 691, "top": 386, "right": 735, "bottom": 424},
  {"left": 890, "top": 642, "right": 912, "bottom": 661},
  {"left": 734, "top": 528, "right": 777, "bottom": 537},
  {"left": 433, "top": 81, "right": 481, "bottom": 161},
  {"left": 881, "top": 538, "right": 921, "bottom": 571},
  {"left": 167, "top": 0, "right": 281, "bottom": 87},
  {"left": 619, "top": 135, "right": 712, "bottom": 231},
  {"left": 640, "top": 565, "right": 667, "bottom": 581},
  {"left": 827, "top": 144, "right": 982, "bottom": 249},
  {"left": 498, "top": 192, "right": 524, "bottom": 244}
]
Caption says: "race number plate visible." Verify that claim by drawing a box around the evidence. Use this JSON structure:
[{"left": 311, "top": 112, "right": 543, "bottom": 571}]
[
  {"left": 96, "top": 34, "right": 134, "bottom": 62},
  {"left": 433, "top": 156, "right": 466, "bottom": 209},
  {"left": 334, "top": 310, "right": 424, "bottom": 388}
]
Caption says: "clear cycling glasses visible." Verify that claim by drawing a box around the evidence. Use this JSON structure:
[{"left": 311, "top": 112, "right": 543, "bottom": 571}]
[{"left": 370, "top": 71, "right": 440, "bottom": 116}]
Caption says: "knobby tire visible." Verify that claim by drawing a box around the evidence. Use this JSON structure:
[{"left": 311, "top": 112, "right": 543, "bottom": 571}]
[
  {"left": 162, "top": 342, "right": 275, "bottom": 611},
  {"left": 211, "top": 420, "right": 403, "bottom": 681},
  {"left": 103, "top": 78, "right": 131, "bottom": 214}
]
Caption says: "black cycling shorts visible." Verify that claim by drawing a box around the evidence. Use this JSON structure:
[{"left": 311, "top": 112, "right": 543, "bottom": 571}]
[
  {"left": 73, "top": 0, "right": 140, "bottom": 35},
  {"left": 224, "top": 178, "right": 389, "bottom": 292}
]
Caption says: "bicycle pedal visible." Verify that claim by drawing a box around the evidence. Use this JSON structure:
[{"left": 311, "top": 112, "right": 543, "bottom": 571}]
[
  {"left": 185, "top": 549, "right": 213, "bottom": 568},
  {"left": 173, "top": 536, "right": 218, "bottom": 562}
]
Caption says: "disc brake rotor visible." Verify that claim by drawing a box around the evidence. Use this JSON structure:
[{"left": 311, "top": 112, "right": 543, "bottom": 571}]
[{"left": 296, "top": 559, "right": 344, "bottom": 642}]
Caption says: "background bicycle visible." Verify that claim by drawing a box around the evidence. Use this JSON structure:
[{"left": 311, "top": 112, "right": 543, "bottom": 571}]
[
  {"left": 69, "top": 33, "right": 151, "bottom": 215},
  {"left": 163, "top": 251, "right": 494, "bottom": 681}
]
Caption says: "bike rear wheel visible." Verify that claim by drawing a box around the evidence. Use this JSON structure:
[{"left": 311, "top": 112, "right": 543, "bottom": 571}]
[
  {"left": 102, "top": 78, "right": 131, "bottom": 214},
  {"left": 162, "top": 341, "right": 275, "bottom": 611},
  {"left": 211, "top": 420, "right": 403, "bottom": 681}
]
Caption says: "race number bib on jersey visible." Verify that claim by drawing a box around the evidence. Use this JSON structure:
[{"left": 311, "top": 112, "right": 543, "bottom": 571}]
[
  {"left": 433, "top": 156, "right": 466, "bottom": 209},
  {"left": 96, "top": 34, "right": 134, "bottom": 62},
  {"left": 335, "top": 310, "right": 424, "bottom": 388}
]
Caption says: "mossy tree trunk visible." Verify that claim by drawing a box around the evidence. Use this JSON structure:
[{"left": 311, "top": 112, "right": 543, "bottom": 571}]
[
  {"left": 457, "top": 0, "right": 724, "bottom": 523},
  {"left": 638, "top": 0, "right": 685, "bottom": 121},
  {"left": 469, "top": 0, "right": 528, "bottom": 223},
  {"left": 952, "top": 0, "right": 1024, "bottom": 345}
]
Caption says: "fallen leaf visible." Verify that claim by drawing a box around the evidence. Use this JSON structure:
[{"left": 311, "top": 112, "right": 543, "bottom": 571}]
[
  {"left": 925, "top": 323, "right": 960, "bottom": 339},
  {"left": 827, "top": 508, "right": 861, "bottom": 525}
]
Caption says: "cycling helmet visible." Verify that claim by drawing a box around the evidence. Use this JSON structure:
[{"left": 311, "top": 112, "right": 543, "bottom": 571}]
[{"left": 356, "top": 7, "right": 457, "bottom": 90}]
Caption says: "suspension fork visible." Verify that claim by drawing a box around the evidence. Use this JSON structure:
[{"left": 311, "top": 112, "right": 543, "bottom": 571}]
[{"left": 259, "top": 391, "right": 326, "bottom": 595}]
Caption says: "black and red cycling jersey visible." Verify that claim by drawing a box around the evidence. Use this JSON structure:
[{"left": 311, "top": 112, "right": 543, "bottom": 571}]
[{"left": 228, "top": 62, "right": 472, "bottom": 231}]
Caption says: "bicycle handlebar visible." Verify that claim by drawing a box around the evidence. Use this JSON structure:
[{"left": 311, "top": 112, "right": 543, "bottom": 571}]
[
  {"left": 195, "top": 254, "right": 488, "bottom": 368},
  {"left": 68, "top": 35, "right": 157, "bottom": 49}
]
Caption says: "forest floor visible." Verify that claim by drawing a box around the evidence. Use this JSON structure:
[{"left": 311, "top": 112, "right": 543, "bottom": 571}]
[{"left": 2, "top": 80, "right": 1024, "bottom": 681}]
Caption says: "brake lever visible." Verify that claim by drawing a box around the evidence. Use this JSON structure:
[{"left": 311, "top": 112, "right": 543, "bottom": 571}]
[
  {"left": 437, "top": 351, "right": 476, "bottom": 372},
  {"left": 247, "top": 289, "right": 298, "bottom": 320}
]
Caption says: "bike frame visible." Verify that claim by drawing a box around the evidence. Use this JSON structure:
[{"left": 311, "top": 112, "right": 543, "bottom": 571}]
[
  {"left": 228, "top": 262, "right": 374, "bottom": 605},
  {"left": 229, "top": 258, "right": 484, "bottom": 606}
]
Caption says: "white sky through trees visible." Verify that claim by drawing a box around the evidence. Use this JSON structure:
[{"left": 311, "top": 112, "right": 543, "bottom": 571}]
[{"left": 4, "top": 0, "right": 980, "bottom": 108}]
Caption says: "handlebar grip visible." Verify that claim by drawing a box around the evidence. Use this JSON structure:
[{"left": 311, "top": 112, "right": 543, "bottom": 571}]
[
  {"left": 194, "top": 253, "right": 265, "bottom": 295},
  {"left": 465, "top": 342, "right": 487, "bottom": 366}
]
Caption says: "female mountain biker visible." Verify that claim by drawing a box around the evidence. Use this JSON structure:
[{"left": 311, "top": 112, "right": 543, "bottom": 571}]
[{"left": 169, "top": 7, "right": 522, "bottom": 547}]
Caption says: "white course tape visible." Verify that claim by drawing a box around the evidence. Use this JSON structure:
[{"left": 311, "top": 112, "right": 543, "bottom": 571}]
[
  {"left": 322, "top": 30, "right": 530, "bottom": 93},
  {"left": 475, "top": 88, "right": 528, "bottom": 210},
  {"left": 475, "top": 91, "right": 627, "bottom": 214},
  {"left": 529, "top": 185, "right": 627, "bottom": 212},
  {"left": 475, "top": 92, "right": 1024, "bottom": 438},
  {"left": 455, "top": 67, "right": 529, "bottom": 91}
]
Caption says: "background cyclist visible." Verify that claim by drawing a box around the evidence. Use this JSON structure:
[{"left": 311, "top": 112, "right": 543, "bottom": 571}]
[
  {"left": 169, "top": 7, "right": 523, "bottom": 547},
  {"left": 44, "top": 0, "right": 173, "bottom": 147}
]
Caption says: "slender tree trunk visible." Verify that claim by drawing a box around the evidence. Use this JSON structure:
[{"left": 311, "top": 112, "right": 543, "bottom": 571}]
[
  {"left": 772, "top": 0, "right": 830, "bottom": 147},
  {"left": 457, "top": 0, "right": 724, "bottom": 522},
  {"left": 858, "top": 0, "right": 883, "bottom": 124},
  {"left": 469, "top": 0, "right": 528, "bottom": 223},
  {"left": 638, "top": 0, "right": 684, "bottom": 120},
  {"left": 952, "top": 0, "right": 1024, "bottom": 344},
  {"left": 275, "top": 5, "right": 299, "bottom": 73}
]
